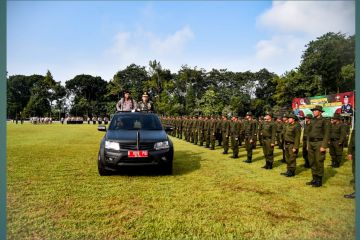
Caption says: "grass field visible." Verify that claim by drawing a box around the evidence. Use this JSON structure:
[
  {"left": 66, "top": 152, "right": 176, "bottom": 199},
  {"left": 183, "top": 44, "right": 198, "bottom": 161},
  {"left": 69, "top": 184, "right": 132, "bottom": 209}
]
[{"left": 7, "top": 123, "right": 355, "bottom": 239}]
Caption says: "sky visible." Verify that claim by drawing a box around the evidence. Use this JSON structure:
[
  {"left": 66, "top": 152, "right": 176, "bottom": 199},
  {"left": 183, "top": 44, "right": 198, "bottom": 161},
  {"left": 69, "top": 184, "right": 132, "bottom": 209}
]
[{"left": 7, "top": 1, "right": 355, "bottom": 83}]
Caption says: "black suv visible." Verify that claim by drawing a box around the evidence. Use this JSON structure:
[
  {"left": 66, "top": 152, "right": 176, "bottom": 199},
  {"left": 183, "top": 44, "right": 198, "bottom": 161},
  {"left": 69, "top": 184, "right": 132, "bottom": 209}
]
[{"left": 97, "top": 112, "right": 174, "bottom": 175}]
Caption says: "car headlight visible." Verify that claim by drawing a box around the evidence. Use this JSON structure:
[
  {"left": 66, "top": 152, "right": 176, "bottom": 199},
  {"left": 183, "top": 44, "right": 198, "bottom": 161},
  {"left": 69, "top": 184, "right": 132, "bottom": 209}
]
[
  {"left": 154, "top": 141, "right": 169, "bottom": 150},
  {"left": 105, "top": 141, "right": 120, "bottom": 150}
]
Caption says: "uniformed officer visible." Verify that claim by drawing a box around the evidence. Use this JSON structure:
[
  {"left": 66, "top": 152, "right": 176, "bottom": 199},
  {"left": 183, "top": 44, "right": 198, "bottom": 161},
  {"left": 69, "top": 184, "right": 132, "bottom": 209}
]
[
  {"left": 243, "top": 112, "right": 257, "bottom": 163},
  {"left": 198, "top": 116, "right": 205, "bottom": 146},
  {"left": 137, "top": 92, "right": 154, "bottom": 112},
  {"left": 281, "top": 113, "right": 301, "bottom": 177},
  {"left": 216, "top": 116, "right": 223, "bottom": 146},
  {"left": 329, "top": 113, "right": 346, "bottom": 168},
  {"left": 203, "top": 116, "right": 210, "bottom": 148},
  {"left": 280, "top": 114, "right": 288, "bottom": 163},
  {"left": 275, "top": 117, "right": 283, "bottom": 148},
  {"left": 210, "top": 115, "right": 217, "bottom": 150},
  {"left": 302, "top": 114, "right": 312, "bottom": 168},
  {"left": 306, "top": 105, "right": 330, "bottom": 187},
  {"left": 258, "top": 116, "right": 264, "bottom": 146},
  {"left": 260, "top": 112, "right": 276, "bottom": 169},
  {"left": 344, "top": 128, "right": 355, "bottom": 199},
  {"left": 230, "top": 115, "right": 241, "bottom": 158},
  {"left": 221, "top": 114, "right": 230, "bottom": 154}
]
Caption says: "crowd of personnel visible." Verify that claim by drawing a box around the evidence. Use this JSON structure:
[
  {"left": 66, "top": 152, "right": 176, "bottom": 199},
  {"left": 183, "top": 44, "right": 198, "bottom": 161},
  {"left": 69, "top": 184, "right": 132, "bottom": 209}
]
[{"left": 161, "top": 105, "right": 355, "bottom": 197}]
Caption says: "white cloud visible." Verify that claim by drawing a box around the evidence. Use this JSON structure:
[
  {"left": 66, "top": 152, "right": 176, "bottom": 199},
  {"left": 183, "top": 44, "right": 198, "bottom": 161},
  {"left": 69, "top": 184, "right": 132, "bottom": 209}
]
[
  {"left": 258, "top": 1, "right": 355, "bottom": 36},
  {"left": 149, "top": 26, "right": 194, "bottom": 54},
  {"left": 249, "top": 1, "right": 355, "bottom": 75},
  {"left": 105, "top": 26, "right": 194, "bottom": 73}
]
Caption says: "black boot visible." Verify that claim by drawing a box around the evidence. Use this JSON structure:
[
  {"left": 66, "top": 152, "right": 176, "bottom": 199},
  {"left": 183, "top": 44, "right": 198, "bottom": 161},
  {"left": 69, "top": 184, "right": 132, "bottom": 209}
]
[
  {"left": 231, "top": 155, "right": 238, "bottom": 159},
  {"left": 267, "top": 162, "right": 273, "bottom": 170},
  {"left": 280, "top": 170, "right": 290, "bottom": 176},
  {"left": 286, "top": 170, "right": 295, "bottom": 177},
  {"left": 222, "top": 151, "right": 228, "bottom": 154},
  {"left": 244, "top": 157, "right": 252, "bottom": 163},
  {"left": 304, "top": 162, "right": 310, "bottom": 168},
  {"left": 312, "top": 175, "right": 322, "bottom": 187},
  {"left": 262, "top": 161, "right": 269, "bottom": 169},
  {"left": 306, "top": 175, "right": 316, "bottom": 185}
]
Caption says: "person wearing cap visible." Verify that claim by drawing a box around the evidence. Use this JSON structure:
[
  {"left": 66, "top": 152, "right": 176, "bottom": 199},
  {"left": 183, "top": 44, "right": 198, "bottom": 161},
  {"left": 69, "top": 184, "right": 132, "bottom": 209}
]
[
  {"left": 243, "top": 112, "right": 257, "bottom": 163},
  {"left": 302, "top": 114, "right": 313, "bottom": 168},
  {"left": 116, "top": 90, "right": 137, "bottom": 112},
  {"left": 221, "top": 114, "right": 231, "bottom": 154},
  {"left": 216, "top": 116, "right": 223, "bottom": 147},
  {"left": 306, "top": 105, "right": 330, "bottom": 187},
  {"left": 281, "top": 113, "right": 301, "bottom": 177},
  {"left": 329, "top": 113, "right": 347, "bottom": 168},
  {"left": 260, "top": 112, "right": 277, "bottom": 169},
  {"left": 341, "top": 95, "right": 353, "bottom": 114},
  {"left": 344, "top": 128, "right": 355, "bottom": 199},
  {"left": 198, "top": 116, "right": 205, "bottom": 146},
  {"left": 230, "top": 114, "right": 241, "bottom": 158},
  {"left": 137, "top": 92, "right": 154, "bottom": 112}
]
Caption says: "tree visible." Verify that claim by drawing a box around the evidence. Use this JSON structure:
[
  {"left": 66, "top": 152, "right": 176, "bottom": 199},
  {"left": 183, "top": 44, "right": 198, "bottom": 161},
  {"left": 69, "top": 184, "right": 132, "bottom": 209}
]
[
  {"left": 298, "top": 32, "right": 355, "bottom": 94},
  {"left": 65, "top": 74, "right": 108, "bottom": 116}
]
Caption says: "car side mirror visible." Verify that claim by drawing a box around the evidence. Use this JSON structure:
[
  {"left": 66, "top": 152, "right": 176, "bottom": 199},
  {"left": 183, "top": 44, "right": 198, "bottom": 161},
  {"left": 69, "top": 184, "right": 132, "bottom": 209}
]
[
  {"left": 98, "top": 125, "right": 107, "bottom": 132},
  {"left": 165, "top": 126, "right": 173, "bottom": 133}
]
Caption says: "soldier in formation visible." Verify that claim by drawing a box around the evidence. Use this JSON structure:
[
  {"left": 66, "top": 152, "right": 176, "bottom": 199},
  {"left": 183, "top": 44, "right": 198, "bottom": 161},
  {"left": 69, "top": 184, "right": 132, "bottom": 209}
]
[{"left": 281, "top": 113, "right": 301, "bottom": 177}]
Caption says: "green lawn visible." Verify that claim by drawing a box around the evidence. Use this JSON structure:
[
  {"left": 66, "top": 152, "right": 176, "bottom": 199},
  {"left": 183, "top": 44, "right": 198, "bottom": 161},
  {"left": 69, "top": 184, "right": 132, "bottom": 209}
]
[{"left": 7, "top": 123, "right": 355, "bottom": 239}]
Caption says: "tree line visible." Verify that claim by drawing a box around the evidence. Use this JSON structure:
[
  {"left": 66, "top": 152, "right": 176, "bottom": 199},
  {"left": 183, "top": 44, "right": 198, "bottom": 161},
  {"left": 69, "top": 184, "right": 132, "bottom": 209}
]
[{"left": 7, "top": 32, "right": 355, "bottom": 120}]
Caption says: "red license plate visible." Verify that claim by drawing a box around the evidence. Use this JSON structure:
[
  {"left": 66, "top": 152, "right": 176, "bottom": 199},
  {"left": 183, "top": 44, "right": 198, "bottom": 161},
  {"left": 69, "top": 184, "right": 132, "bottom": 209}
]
[{"left": 128, "top": 150, "right": 148, "bottom": 158}]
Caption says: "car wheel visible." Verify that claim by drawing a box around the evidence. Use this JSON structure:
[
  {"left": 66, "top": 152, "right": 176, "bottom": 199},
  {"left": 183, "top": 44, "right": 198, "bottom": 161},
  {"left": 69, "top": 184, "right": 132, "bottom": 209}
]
[
  {"left": 162, "top": 161, "right": 173, "bottom": 175},
  {"left": 98, "top": 152, "right": 111, "bottom": 176}
]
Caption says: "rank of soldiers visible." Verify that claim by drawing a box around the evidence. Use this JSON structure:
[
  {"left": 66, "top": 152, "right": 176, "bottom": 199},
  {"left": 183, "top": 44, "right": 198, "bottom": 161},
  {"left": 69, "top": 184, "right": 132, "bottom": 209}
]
[{"left": 160, "top": 105, "right": 354, "bottom": 188}]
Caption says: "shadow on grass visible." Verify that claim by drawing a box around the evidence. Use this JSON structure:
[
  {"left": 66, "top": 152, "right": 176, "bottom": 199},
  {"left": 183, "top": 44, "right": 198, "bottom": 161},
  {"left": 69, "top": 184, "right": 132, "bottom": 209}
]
[
  {"left": 111, "top": 150, "right": 201, "bottom": 177},
  {"left": 323, "top": 166, "right": 337, "bottom": 184}
]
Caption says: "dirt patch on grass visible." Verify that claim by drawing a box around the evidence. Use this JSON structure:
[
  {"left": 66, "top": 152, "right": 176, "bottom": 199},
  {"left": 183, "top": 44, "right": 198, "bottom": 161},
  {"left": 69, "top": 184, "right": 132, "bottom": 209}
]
[{"left": 220, "top": 181, "right": 275, "bottom": 195}]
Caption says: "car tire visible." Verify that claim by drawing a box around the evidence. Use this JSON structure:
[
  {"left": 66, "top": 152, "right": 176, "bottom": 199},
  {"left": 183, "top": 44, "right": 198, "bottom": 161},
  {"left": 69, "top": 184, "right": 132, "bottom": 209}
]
[
  {"left": 162, "top": 161, "right": 173, "bottom": 175},
  {"left": 98, "top": 152, "right": 111, "bottom": 176}
]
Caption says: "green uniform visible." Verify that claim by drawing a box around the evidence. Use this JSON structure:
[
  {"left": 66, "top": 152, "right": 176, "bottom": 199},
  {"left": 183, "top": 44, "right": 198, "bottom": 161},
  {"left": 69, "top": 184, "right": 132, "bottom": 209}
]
[
  {"left": 283, "top": 122, "right": 301, "bottom": 173},
  {"left": 204, "top": 118, "right": 210, "bottom": 148},
  {"left": 221, "top": 119, "right": 230, "bottom": 154},
  {"left": 193, "top": 119, "right": 199, "bottom": 145},
  {"left": 243, "top": 119, "right": 257, "bottom": 161},
  {"left": 260, "top": 120, "right": 276, "bottom": 168},
  {"left": 216, "top": 118, "right": 223, "bottom": 146},
  {"left": 276, "top": 121, "right": 283, "bottom": 148},
  {"left": 198, "top": 119, "right": 205, "bottom": 146},
  {"left": 230, "top": 120, "right": 241, "bottom": 158},
  {"left": 252, "top": 119, "right": 258, "bottom": 148},
  {"left": 348, "top": 129, "right": 355, "bottom": 190},
  {"left": 302, "top": 121, "right": 311, "bottom": 167},
  {"left": 329, "top": 121, "right": 346, "bottom": 167},
  {"left": 307, "top": 116, "right": 330, "bottom": 180},
  {"left": 258, "top": 120, "right": 264, "bottom": 146},
  {"left": 210, "top": 119, "right": 217, "bottom": 150}
]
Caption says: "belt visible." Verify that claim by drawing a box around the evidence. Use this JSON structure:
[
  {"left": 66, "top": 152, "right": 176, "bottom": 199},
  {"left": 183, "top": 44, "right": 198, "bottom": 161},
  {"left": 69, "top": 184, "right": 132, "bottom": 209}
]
[
  {"left": 309, "top": 137, "right": 323, "bottom": 142},
  {"left": 263, "top": 137, "right": 271, "bottom": 140},
  {"left": 285, "top": 141, "right": 294, "bottom": 145},
  {"left": 330, "top": 138, "right": 340, "bottom": 141}
]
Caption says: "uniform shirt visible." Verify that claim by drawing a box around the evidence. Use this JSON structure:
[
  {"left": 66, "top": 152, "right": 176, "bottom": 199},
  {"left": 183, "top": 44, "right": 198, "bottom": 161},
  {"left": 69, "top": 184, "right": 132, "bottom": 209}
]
[
  {"left": 221, "top": 120, "right": 230, "bottom": 137},
  {"left": 307, "top": 116, "right": 330, "bottom": 148},
  {"left": 348, "top": 129, "right": 355, "bottom": 156},
  {"left": 243, "top": 119, "right": 256, "bottom": 139},
  {"left": 230, "top": 121, "right": 241, "bottom": 137},
  {"left": 260, "top": 120, "right": 276, "bottom": 144},
  {"left": 303, "top": 121, "right": 311, "bottom": 139},
  {"left": 137, "top": 101, "right": 153, "bottom": 112},
  {"left": 329, "top": 122, "right": 346, "bottom": 144},
  {"left": 283, "top": 122, "right": 301, "bottom": 149}
]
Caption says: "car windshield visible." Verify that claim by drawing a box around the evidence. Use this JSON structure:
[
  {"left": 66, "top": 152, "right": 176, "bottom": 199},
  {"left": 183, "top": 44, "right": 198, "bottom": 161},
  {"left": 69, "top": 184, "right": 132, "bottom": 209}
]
[{"left": 108, "top": 114, "right": 163, "bottom": 130}]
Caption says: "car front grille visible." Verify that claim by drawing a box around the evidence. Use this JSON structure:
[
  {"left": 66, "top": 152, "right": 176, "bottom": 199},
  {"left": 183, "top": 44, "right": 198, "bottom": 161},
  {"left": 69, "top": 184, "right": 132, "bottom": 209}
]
[{"left": 120, "top": 143, "right": 154, "bottom": 150}]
